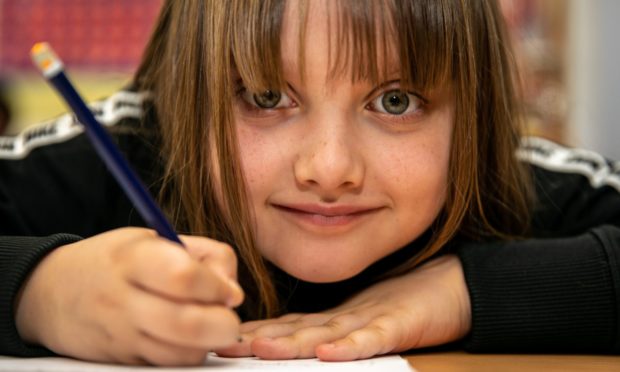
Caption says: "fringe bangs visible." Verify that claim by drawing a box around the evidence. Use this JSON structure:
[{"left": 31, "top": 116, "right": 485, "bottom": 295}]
[{"left": 230, "top": 0, "right": 456, "bottom": 94}]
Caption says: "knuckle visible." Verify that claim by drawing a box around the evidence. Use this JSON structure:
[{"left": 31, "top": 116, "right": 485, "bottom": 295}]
[
  {"left": 216, "top": 242, "right": 238, "bottom": 264},
  {"left": 371, "top": 316, "right": 397, "bottom": 335},
  {"left": 366, "top": 316, "right": 402, "bottom": 352},
  {"left": 343, "top": 333, "right": 361, "bottom": 348},
  {"left": 167, "top": 261, "right": 198, "bottom": 292},
  {"left": 323, "top": 319, "right": 342, "bottom": 332},
  {"left": 234, "top": 283, "right": 245, "bottom": 304},
  {"left": 212, "top": 276, "right": 230, "bottom": 298},
  {"left": 251, "top": 324, "right": 277, "bottom": 338},
  {"left": 326, "top": 313, "right": 357, "bottom": 330},
  {"left": 293, "top": 313, "right": 324, "bottom": 326},
  {"left": 175, "top": 307, "right": 208, "bottom": 339},
  {"left": 367, "top": 323, "right": 390, "bottom": 340}
]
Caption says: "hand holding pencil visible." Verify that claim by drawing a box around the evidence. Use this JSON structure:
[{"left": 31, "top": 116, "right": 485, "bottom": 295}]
[
  {"left": 30, "top": 42, "right": 182, "bottom": 245},
  {"left": 11, "top": 43, "right": 244, "bottom": 366}
]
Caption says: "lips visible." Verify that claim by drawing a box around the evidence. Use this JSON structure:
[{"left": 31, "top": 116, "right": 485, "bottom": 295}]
[
  {"left": 275, "top": 203, "right": 379, "bottom": 216},
  {"left": 272, "top": 203, "right": 383, "bottom": 228}
]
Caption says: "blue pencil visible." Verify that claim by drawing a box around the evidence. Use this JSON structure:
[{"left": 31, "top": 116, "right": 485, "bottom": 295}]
[{"left": 30, "top": 42, "right": 183, "bottom": 246}]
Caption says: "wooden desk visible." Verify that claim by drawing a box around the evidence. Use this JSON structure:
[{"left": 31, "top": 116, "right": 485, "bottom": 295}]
[{"left": 404, "top": 351, "right": 620, "bottom": 371}]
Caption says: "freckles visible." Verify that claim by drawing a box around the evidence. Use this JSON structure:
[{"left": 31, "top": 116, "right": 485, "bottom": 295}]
[
  {"left": 237, "top": 127, "right": 266, "bottom": 184},
  {"left": 382, "top": 140, "right": 447, "bottom": 198}
]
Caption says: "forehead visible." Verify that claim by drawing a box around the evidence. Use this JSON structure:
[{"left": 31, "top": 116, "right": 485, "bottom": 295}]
[{"left": 280, "top": 0, "right": 400, "bottom": 84}]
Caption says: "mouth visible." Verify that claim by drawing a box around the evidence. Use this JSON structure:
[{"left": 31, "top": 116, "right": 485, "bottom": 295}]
[{"left": 272, "top": 203, "right": 384, "bottom": 228}]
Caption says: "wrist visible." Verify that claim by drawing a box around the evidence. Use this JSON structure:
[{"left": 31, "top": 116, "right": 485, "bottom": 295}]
[
  {"left": 14, "top": 243, "right": 68, "bottom": 346},
  {"left": 447, "top": 255, "right": 472, "bottom": 338}
]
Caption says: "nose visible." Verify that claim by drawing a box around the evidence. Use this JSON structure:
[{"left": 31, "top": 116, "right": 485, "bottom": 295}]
[{"left": 293, "top": 114, "right": 364, "bottom": 199}]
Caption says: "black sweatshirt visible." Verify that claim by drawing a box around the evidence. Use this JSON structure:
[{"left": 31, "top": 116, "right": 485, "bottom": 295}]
[{"left": 1, "top": 91, "right": 619, "bottom": 356}]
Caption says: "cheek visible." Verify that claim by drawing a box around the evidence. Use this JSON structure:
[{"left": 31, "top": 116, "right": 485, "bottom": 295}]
[
  {"left": 236, "top": 123, "right": 281, "bottom": 195},
  {"left": 384, "top": 144, "right": 448, "bottom": 214},
  {"left": 373, "top": 120, "right": 452, "bottom": 240},
  {"left": 395, "top": 138, "right": 450, "bottom": 198},
  {"left": 377, "top": 98, "right": 453, "bottom": 188},
  {"left": 237, "top": 125, "right": 264, "bottom": 185},
  {"left": 235, "top": 121, "right": 297, "bottom": 264},
  {"left": 235, "top": 121, "right": 297, "bottom": 212}
]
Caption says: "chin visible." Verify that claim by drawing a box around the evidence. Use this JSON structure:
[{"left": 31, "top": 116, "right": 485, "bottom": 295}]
[{"left": 279, "top": 259, "right": 367, "bottom": 283}]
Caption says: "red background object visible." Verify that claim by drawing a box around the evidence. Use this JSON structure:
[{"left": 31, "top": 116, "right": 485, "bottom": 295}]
[{"left": 0, "top": 0, "right": 162, "bottom": 72}]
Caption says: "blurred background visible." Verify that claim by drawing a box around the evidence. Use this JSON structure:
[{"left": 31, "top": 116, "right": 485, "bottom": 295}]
[
  {"left": 0, "top": 0, "right": 619, "bottom": 159},
  {"left": 0, "top": 0, "right": 162, "bottom": 134}
]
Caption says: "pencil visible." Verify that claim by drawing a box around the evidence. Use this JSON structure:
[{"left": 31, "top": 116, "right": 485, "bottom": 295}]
[{"left": 30, "top": 42, "right": 183, "bottom": 246}]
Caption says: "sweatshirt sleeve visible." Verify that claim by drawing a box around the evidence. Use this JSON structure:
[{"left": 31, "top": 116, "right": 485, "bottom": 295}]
[
  {"left": 458, "top": 138, "right": 620, "bottom": 353},
  {"left": 0, "top": 234, "right": 82, "bottom": 356},
  {"left": 458, "top": 226, "right": 619, "bottom": 353}
]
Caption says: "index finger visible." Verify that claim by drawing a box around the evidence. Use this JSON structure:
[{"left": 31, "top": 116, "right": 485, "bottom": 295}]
[
  {"left": 181, "top": 235, "right": 238, "bottom": 280},
  {"left": 124, "top": 238, "right": 244, "bottom": 307}
]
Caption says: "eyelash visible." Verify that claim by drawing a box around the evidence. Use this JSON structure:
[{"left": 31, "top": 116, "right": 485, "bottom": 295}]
[
  {"left": 234, "top": 83, "right": 428, "bottom": 123},
  {"left": 234, "top": 85, "right": 296, "bottom": 118},
  {"left": 366, "top": 90, "right": 427, "bottom": 123}
]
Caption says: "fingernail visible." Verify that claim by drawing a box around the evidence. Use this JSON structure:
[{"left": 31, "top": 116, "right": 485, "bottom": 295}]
[{"left": 322, "top": 343, "right": 336, "bottom": 349}]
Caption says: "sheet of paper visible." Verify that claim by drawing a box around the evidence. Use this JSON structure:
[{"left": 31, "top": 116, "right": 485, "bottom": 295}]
[{"left": 0, "top": 353, "right": 416, "bottom": 372}]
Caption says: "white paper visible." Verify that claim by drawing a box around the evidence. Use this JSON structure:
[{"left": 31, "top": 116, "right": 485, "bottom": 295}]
[{"left": 0, "top": 353, "right": 415, "bottom": 372}]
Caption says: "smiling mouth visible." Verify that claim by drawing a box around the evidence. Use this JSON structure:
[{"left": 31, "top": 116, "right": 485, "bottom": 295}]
[{"left": 272, "top": 204, "right": 383, "bottom": 228}]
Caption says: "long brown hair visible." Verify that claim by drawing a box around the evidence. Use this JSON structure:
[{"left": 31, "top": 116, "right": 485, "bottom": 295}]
[{"left": 134, "top": 0, "right": 532, "bottom": 319}]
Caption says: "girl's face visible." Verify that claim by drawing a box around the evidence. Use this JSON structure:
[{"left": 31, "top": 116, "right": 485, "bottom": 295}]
[{"left": 234, "top": 0, "right": 454, "bottom": 283}]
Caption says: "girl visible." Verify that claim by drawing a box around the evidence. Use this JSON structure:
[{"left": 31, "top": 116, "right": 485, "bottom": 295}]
[{"left": 1, "top": 0, "right": 619, "bottom": 366}]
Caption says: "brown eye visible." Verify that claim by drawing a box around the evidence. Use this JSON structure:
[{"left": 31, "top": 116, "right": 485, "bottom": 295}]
[
  {"left": 381, "top": 90, "right": 410, "bottom": 115},
  {"left": 253, "top": 90, "right": 281, "bottom": 108}
]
